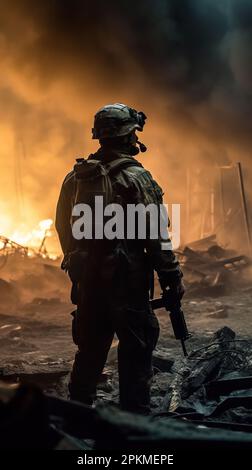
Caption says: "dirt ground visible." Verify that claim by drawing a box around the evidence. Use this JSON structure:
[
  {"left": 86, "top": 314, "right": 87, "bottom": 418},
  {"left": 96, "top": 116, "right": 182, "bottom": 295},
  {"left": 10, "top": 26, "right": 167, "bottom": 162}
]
[{"left": 1, "top": 253, "right": 252, "bottom": 408}]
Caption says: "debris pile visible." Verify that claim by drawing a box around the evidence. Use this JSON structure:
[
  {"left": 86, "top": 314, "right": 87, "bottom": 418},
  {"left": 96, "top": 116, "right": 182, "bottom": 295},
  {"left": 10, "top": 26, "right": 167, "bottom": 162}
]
[
  {"left": 159, "top": 327, "right": 252, "bottom": 434},
  {"left": 0, "top": 236, "right": 28, "bottom": 261},
  {"left": 177, "top": 235, "right": 252, "bottom": 297},
  {"left": 1, "top": 327, "right": 252, "bottom": 449}
]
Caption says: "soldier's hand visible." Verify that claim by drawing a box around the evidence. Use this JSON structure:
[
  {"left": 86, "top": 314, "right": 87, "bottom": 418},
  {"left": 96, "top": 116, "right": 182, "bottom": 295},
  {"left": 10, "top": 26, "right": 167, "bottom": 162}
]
[{"left": 167, "top": 279, "right": 185, "bottom": 305}]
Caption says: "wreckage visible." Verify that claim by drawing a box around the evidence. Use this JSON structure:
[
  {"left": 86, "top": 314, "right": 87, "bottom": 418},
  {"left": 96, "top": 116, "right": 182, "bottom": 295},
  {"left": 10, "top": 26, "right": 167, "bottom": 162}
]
[
  {"left": 176, "top": 235, "right": 252, "bottom": 298},
  {"left": 2, "top": 327, "right": 252, "bottom": 450}
]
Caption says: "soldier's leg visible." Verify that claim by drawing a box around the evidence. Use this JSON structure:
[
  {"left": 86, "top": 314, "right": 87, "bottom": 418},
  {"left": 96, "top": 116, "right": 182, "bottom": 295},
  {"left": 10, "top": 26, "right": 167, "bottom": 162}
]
[
  {"left": 69, "top": 301, "right": 114, "bottom": 405},
  {"left": 115, "top": 301, "right": 160, "bottom": 414}
]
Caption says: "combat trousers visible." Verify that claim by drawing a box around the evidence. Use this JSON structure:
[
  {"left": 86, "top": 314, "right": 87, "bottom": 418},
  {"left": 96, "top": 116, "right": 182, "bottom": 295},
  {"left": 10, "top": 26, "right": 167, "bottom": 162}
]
[{"left": 68, "top": 289, "right": 160, "bottom": 414}]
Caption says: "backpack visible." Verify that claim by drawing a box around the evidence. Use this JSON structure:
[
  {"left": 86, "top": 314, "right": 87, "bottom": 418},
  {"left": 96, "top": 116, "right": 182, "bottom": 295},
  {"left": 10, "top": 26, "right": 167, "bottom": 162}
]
[
  {"left": 72, "top": 155, "right": 142, "bottom": 228},
  {"left": 66, "top": 155, "right": 142, "bottom": 290}
]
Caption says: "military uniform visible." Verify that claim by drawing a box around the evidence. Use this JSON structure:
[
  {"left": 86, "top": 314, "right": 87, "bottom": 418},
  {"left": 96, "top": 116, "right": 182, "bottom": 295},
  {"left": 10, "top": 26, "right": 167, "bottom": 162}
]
[
  {"left": 56, "top": 148, "right": 182, "bottom": 414},
  {"left": 55, "top": 103, "right": 183, "bottom": 414}
]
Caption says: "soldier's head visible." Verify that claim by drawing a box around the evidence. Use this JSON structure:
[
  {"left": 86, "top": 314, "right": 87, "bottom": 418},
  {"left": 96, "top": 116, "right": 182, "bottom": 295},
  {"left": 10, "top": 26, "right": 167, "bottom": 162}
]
[{"left": 92, "top": 103, "right": 147, "bottom": 155}]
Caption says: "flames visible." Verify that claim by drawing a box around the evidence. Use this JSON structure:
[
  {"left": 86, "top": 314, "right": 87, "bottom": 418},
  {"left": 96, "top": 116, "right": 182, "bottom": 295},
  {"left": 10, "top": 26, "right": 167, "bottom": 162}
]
[
  {"left": 10, "top": 218, "right": 53, "bottom": 247},
  {"left": 0, "top": 218, "right": 59, "bottom": 260}
]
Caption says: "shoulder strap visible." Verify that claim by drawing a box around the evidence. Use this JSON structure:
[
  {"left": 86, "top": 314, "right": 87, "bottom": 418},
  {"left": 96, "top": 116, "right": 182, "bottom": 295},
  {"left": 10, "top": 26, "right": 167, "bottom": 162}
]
[{"left": 105, "top": 157, "right": 143, "bottom": 176}]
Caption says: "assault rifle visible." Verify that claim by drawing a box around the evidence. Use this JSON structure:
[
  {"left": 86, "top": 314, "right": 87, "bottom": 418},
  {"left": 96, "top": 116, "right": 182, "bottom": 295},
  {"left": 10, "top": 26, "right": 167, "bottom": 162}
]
[{"left": 151, "top": 291, "right": 190, "bottom": 357}]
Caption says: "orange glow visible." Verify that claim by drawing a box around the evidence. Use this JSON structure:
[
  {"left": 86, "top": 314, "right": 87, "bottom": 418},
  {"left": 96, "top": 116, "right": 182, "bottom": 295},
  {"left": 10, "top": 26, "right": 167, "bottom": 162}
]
[{"left": 0, "top": 218, "right": 58, "bottom": 259}]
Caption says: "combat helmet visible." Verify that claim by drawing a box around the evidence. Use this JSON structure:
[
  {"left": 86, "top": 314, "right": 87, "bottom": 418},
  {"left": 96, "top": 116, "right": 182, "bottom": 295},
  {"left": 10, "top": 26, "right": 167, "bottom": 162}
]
[{"left": 92, "top": 103, "right": 147, "bottom": 139}]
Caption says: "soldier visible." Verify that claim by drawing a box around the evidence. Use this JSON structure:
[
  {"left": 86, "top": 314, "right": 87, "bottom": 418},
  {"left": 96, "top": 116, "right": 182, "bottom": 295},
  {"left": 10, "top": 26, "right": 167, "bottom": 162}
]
[{"left": 55, "top": 103, "right": 184, "bottom": 414}]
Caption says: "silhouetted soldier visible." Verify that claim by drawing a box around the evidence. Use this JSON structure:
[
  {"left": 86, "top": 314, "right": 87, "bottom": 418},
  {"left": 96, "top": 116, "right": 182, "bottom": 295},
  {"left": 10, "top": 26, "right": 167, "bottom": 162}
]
[{"left": 56, "top": 103, "right": 184, "bottom": 414}]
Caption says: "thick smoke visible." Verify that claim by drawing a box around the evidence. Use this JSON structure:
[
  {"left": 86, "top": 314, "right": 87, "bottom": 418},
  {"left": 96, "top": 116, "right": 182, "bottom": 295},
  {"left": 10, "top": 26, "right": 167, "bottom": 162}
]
[{"left": 0, "top": 0, "right": 252, "bottom": 248}]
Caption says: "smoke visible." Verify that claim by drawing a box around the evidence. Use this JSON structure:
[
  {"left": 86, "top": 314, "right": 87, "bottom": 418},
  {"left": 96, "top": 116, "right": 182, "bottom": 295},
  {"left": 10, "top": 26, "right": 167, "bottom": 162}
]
[{"left": 0, "top": 0, "right": 252, "bottom": 248}]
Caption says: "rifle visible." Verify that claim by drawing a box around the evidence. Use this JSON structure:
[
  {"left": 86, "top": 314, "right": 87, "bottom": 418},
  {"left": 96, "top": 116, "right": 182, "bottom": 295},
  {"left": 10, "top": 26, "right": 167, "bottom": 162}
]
[{"left": 151, "top": 291, "right": 190, "bottom": 357}]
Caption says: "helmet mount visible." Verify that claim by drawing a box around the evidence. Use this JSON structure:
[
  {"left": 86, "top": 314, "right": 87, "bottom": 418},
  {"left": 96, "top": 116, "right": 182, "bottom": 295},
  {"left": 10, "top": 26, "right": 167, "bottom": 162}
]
[{"left": 92, "top": 103, "right": 147, "bottom": 142}]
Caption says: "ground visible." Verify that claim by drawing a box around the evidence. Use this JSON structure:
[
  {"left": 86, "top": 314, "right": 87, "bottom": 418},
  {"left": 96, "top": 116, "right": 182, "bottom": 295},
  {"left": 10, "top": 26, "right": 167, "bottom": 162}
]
[{"left": 1, "top": 255, "right": 251, "bottom": 409}]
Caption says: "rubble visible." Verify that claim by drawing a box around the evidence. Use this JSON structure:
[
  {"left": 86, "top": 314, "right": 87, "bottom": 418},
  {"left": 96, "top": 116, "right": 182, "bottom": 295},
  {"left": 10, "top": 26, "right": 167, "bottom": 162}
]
[
  {"left": 163, "top": 326, "right": 236, "bottom": 410},
  {"left": 156, "top": 327, "right": 252, "bottom": 436},
  {"left": 177, "top": 236, "right": 252, "bottom": 298},
  {"left": 153, "top": 348, "right": 174, "bottom": 372},
  {"left": 1, "top": 326, "right": 252, "bottom": 450},
  {"left": 0, "top": 236, "right": 28, "bottom": 258},
  {"left": 2, "top": 379, "right": 252, "bottom": 450}
]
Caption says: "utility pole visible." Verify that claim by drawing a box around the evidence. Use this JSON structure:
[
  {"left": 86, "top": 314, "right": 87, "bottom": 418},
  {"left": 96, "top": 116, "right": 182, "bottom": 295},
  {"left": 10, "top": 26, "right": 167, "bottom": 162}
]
[
  {"left": 237, "top": 162, "right": 252, "bottom": 256},
  {"left": 186, "top": 168, "right": 191, "bottom": 241}
]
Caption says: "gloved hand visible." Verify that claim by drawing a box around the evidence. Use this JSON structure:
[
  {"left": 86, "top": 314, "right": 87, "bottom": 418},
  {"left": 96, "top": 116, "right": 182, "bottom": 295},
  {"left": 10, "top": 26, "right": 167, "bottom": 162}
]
[
  {"left": 169, "top": 279, "right": 185, "bottom": 302},
  {"left": 63, "top": 250, "right": 88, "bottom": 283},
  {"left": 161, "top": 278, "right": 185, "bottom": 308}
]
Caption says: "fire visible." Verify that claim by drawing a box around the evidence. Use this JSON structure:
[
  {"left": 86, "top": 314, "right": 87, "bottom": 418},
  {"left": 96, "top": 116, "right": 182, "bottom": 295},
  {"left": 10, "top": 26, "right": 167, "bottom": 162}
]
[
  {"left": 0, "top": 218, "right": 59, "bottom": 260},
  {"left": 38, "top": 219, "right": 53, "bottom": 232},
  {"left": 11, "top": 219, "right": 53, "bottom": 247}
]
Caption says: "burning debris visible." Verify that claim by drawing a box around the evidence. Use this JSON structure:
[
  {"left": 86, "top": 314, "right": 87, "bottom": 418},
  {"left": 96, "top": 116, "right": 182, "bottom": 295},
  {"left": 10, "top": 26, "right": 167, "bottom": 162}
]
[
  {"left": 0, "top": 237, "right": 28, "bottom": 258},
  {"left": 0, "top": 220, "right": 67, "bottom": 310},
  {"left": 0, "top": 219, "right": 58, "bottom": 261}
]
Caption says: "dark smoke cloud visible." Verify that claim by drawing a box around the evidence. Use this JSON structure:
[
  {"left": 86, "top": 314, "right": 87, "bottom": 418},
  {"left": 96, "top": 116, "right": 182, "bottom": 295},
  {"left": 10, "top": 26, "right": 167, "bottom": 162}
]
[
  {"left": 0, "top": 0, "right": 252, "bottom": 246},
  {"left": 1, "top": 0, "right": 252, "bottom": 145},
  {"left": 2, "top": 1, "right": 252, "bottom": 152}
]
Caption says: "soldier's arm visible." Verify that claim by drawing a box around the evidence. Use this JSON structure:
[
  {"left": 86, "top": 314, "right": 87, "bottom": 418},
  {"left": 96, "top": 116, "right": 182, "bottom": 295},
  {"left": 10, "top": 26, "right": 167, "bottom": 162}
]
[
  {"left": 145, "top": 218, "right": 183, "bottom": 291},
  {"left": 131, "top": 170, "right": 183, "bottom": 290}
]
